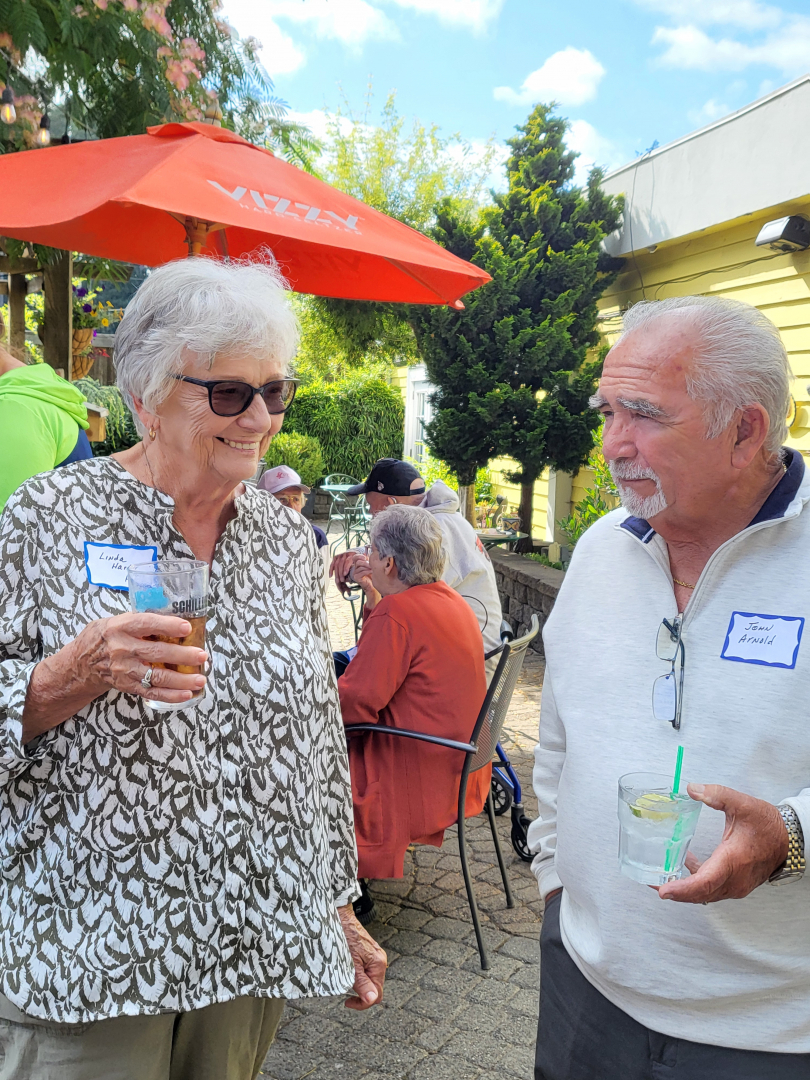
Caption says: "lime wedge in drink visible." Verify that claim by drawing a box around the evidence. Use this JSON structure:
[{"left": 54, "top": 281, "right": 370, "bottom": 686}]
[{"left": 630, "top": 792, "right": 678, "bottom": 820}]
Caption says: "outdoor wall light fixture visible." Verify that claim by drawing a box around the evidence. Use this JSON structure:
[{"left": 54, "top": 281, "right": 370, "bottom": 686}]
[
  {"left": 35, "top": 113, "right": 51, "bottom": 148},
  {"left": 755, "top": 216, "right": 810, "bottom": 253},
  {"left": 0, "top": 86, "right": 15, "bottom": 125}
]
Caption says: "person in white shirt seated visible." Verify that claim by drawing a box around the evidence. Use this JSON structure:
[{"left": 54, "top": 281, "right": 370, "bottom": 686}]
[
  {"left": 330, "top": 458, "right": 503, "bottom": 663},
  {"left": 531, "top": 294, "right": 810, "bottom": 1080}
]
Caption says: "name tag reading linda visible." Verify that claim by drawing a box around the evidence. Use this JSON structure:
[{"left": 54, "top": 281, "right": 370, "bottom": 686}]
[
  {"left": 84, "top": 542, "right": 157, "bottom": 592},
  {"left": 721, "top": 611, "right": 804, "bottom": 669}
]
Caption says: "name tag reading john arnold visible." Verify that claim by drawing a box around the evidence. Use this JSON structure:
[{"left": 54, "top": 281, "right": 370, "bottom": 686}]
[{"left": 721, "top": 611, "right": 805, "bottom": 669}]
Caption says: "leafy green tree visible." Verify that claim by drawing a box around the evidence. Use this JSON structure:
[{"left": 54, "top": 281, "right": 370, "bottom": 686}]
[
  {"left": 0, "top": 0, "right": 316, "bottom": 166},
  {"left": 296, "top": 89, "right": 501, "bottom": 376},
  {"left": 414, "top": 105, "right": 623, "bottom": 539}
]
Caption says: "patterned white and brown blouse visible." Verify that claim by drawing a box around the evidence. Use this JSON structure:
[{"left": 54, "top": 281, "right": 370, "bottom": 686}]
[{"left": 0, "top": 456, "right": 358, "bottom": 1023}]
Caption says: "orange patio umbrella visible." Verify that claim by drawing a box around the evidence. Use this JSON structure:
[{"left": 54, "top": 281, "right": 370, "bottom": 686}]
[{"left": 0, "top": 121, "right": 490, "bottom": 307}]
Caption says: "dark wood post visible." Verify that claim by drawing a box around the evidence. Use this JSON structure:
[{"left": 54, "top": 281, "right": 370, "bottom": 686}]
[
  {"left": 7, "top": 272, "right": 26, "bottom": 361},
  {"left": 43, "top": 250, "right": 73, "bottom": 377}
]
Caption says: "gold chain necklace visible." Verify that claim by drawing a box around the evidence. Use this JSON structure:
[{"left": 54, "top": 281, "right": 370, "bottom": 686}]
[{"left": 142, "top": 441, "right": 163, "bottom": 495}]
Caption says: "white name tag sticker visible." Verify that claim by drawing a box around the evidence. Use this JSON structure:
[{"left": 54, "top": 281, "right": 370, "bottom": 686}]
[
  {"left": 84, "top": 542, "right": 157, "bottom": 592},
  {"left": 721, "top": 611, "right": 804, "bottom": 669}
]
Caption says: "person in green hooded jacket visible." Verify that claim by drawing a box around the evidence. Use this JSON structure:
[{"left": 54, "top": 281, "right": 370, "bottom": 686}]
[{"left": 0, "top": 344, "right": 92, "bottom": 512}]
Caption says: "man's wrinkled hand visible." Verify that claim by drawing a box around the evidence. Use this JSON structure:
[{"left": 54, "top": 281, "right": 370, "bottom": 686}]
[
  {"left": 657, "top": 784, "right": 789, "bottom": 904},
  {"left": 338, "top": 904, "right": 387, "bottom": 1010}
]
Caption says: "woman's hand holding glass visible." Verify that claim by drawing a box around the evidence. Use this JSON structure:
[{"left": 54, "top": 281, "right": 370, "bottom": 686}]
[
  {"left": 22, "top": 613, "right": 209, "bottom": 743},
  {"left": 80, "top": 612, "right": 209, "bottom": 701}
]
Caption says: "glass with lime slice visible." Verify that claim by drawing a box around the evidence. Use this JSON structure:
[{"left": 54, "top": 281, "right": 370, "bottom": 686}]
[{"left": 618, "top": 772, "right": 703, "bottom": 885}]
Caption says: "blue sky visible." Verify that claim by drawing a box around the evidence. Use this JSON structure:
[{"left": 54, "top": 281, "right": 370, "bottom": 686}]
[{"left": 223, "top": 0, "right": 810, "bottom": 188}]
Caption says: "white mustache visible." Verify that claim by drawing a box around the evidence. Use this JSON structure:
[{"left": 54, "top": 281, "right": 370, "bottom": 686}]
[{"left": 609, "top": 460, "right": 662, "bottom": 484}]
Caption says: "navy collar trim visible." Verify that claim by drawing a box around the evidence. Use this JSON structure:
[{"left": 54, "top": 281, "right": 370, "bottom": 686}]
[
  {"left": 619, "top": 516, "right": 657, "bottom": 543},
  {"left": 747, "top": 448, "right": 804, "bottom": 527},
  {"left": 618, "top": 448, "right": 804, "bottom": 543}
]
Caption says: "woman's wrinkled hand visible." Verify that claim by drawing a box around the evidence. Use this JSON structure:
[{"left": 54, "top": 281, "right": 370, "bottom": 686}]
[
  {"left": 22, "top": 613, "right": 209, "bottom": 744},
  {"left": 356, "top": 567, "right": 382, "bottom": 611},
  {"left": 337, "top": 904, "right": 387, "bottom": 1010},
  {"left": 77, "top": 612, "right": 208, "bottom": 703}
]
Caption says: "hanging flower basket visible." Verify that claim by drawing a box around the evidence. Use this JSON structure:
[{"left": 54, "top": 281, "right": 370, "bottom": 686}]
[{"left": 71, "top": 328, "right": 95, "bottom": 380}]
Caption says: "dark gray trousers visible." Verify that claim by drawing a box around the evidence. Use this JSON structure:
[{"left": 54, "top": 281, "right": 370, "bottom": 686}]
[{"left": 535, "top": 892, "right": 810, "bottom": 1080}]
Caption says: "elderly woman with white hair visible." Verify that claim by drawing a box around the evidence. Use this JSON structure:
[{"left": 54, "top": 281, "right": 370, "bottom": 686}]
[
  {"left": 339, "top": 505, "right": 489, "bottom": 923},
  {"left": 0, "top": 258, "right": 385, "bottom": 1080}
]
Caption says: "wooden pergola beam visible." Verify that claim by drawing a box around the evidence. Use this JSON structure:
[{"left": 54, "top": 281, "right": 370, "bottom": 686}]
[{"left": 0, "top": 256, "right": 40, "bottom": 274}]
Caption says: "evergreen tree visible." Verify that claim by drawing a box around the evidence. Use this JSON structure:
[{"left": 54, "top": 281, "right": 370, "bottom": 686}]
[{"left": 414, "top": 104, "right": 623, "bottom": 538}]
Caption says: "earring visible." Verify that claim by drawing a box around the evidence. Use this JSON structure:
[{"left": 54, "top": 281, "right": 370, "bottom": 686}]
[{"left": 148, "top": 428, "right": 157, "bottom": 441}]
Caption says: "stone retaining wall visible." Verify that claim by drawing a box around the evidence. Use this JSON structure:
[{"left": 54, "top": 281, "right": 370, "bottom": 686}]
[{"left": 489, "top": 549, "right": 565, "bottom": 654}]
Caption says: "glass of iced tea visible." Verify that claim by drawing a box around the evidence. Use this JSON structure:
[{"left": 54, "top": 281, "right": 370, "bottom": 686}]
[{"left": 127, "top": 559, "right": 209, "bottom": 712}]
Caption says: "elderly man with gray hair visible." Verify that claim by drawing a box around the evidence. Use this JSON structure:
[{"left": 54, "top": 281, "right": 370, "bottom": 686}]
[
  {"left": 339, "top": 505, "right": 489, "bottom": 919},
  {"left": 531, "top": 295, "right": 810, "bottom": 1079}
]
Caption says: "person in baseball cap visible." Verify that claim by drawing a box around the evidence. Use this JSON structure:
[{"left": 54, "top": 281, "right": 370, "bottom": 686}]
[
  {"left": 258, "top": 464, "right": 327, "bottom": 549},
  {"left": 331, "top": 457, "right": 503, "bottom": 658},
  {"left": 346, "top": 458, "right": 426, "bottom": 498}
]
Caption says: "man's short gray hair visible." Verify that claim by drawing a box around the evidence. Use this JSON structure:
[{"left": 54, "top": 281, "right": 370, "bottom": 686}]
[
  {"left": 370, "top": 505, "right": 446, "bottom": 587},
  {"left": 619, "top": 295, "right": 791, "bottom": 457},
  {"left": 115, "top": 255, "right": 299, "bottom": 434}
]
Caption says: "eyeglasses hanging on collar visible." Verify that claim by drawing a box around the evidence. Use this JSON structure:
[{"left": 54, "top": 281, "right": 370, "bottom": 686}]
[{"left": 653, "top": 615, "right": 685, "bottom": 730}]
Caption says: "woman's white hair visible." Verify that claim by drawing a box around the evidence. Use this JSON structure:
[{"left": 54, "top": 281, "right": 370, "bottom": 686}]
[
  {"left": 115, "top": 255, "right": 299, "bottom": 435},
  {"left": 370, "top": 505, "right": 446, "bottom": 588},
  {"left": 619, "top": 295, "right": 791, "bottom": 458}
]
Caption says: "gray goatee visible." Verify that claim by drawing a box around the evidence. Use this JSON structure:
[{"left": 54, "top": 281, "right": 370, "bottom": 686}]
[{"left": 609, "top": 459, "right": 669, "bottom": 519}]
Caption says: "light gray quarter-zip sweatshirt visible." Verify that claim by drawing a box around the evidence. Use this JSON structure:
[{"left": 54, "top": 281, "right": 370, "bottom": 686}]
[{"left": 529, "top": 452, "right": 810, "bottom": 1052}]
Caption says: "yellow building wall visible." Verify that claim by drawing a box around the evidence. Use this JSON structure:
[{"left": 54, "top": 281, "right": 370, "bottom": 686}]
[
  {"left": 598, "top": 196, "right": 810, "bottom": 457},
  {"left": 487, "top": 459, "right": 550, "bottom": 528},
  {"left": 388, "top": 364, "right": 409, "bottom": 395}
]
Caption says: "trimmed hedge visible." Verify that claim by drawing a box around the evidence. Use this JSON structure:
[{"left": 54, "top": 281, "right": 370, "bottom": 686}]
[
  {"left": 284, "top": 374, "right": 404, "bottom": 480},
  {"left": 263, "top": 432, "right": 325, "bottom": 488}
]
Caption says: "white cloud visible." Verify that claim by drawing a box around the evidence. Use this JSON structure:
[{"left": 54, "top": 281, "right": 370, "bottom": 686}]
[
  {"left": 652, "top": 16, "right": 810, "bottom": 74},
  {"left": 566, "top": 119, "right": 624, "bottom": 185},
  {"left": 687, "top": 97, "right": 731, "bottom": 124},
  {"left": 223, "top": 0, "right": 398, "bottom": 75},
  {"left": 223, "top": 2, "right": 306, "bottom": 76},
  {"left": 285, "top": 108, "right": 354, "bottom": 143},
  {"left": 633, "top": 0, "right": 782, "bottom": 30},
  {"left": 493, "top": 48, "right": 606, "bottom": 108},
  {"left": 267, "top": 0, "right": 398, "bottom": 48},
  {"left": 381, "top": 0, "right": 504, "bottom": 33}
]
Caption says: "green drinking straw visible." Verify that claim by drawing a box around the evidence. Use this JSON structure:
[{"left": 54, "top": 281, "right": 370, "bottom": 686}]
[
  {"left": 664, "top": 745, "right": 686, "bottom": 874},
  {"left": 672, "top": 744, "right": 684, "bottom": 797}
]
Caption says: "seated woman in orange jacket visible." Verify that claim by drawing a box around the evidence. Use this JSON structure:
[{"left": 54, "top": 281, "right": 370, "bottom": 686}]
[{"left": 338, "top": 504, "right": 489, "bottom": 900}]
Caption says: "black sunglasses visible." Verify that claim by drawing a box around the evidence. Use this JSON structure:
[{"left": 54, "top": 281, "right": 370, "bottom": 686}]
[{"left": 172, "top": 375, "right": 299, "bottom": 417}]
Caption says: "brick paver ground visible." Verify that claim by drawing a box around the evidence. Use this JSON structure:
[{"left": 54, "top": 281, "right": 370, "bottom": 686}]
[{"left": 260, "top": 525, "right": 546, "bottom": 1080}]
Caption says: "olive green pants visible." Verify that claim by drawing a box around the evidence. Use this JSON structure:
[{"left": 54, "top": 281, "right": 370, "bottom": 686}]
[{"left": 0, "top": 993, "right": 285, "bottom": 1080}]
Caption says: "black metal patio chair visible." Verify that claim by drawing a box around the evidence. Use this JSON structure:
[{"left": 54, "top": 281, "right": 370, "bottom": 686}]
[{"left": 345, "top": 614, "right": 540, "bottom": 970}]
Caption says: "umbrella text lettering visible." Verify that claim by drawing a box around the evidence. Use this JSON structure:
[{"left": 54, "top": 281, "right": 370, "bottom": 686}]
[{"left": 207, "top": 180, "right": 361, "bottom": 233}]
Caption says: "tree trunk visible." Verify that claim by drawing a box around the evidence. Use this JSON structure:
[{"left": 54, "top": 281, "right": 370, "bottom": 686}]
[
  {"left": 7, "top": 273, "right": 26, "bottom": 361},
  {"left": 457, "top": 483, "right": 476, "bottom": 526},
  {"left": 43, "top": 251, "right": 73, "bottom": 378},
  {"left": 515, "top": 481, "right": 535, "bottom": 553}
]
